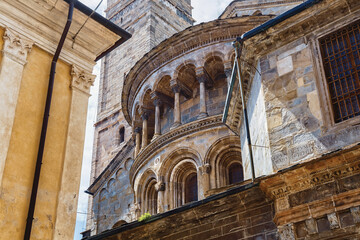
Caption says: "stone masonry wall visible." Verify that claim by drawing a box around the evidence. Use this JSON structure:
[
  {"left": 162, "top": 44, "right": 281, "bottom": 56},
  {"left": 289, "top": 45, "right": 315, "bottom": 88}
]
[
  {"left": 261, "top": 33, "right": 360, "bottom": 172},
  {"left": 99, "top": 185, "right": 278, "bottom": 240}
]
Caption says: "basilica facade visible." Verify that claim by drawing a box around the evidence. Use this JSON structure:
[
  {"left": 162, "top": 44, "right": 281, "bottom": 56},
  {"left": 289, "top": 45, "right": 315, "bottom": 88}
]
[{"left": 85, "top": 0, "right": 360, "bottom": 239}]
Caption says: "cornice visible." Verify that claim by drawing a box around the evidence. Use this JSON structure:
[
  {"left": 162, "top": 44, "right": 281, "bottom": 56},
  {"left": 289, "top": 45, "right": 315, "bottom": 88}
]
[
  {"left": 0, "top": 0, "right": 120, "bottom": 71},
  {"left": 122, "top": 15, "right": 272, "bottom": 125},
  {"left": 129, "top": 114, "right": 224, "bottom": 186}
]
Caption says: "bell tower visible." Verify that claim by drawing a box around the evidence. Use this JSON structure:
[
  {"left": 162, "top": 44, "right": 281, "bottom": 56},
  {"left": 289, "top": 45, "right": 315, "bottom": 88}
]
[{"left": 87, "top": 0, "right": 193, "bottom": 234}]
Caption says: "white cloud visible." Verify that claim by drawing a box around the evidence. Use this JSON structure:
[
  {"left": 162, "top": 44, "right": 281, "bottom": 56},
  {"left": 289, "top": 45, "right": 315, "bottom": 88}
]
[{"left": 73, "top": 1, "right": 234, "bottom": 239}]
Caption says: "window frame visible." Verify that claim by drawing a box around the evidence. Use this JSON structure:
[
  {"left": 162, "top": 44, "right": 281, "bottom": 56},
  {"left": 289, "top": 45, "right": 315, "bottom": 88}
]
[{"left": 311, "top": 14, "right": 360, "bottom": 132}]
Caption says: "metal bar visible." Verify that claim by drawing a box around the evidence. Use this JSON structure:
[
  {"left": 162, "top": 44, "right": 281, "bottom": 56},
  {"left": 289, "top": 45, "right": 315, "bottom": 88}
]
[{"left": 233, "top": 40, "right": 256, "bottom": 182}]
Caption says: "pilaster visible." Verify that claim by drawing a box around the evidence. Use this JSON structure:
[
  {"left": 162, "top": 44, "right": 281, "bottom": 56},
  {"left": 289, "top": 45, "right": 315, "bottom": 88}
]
[
  {"left": 53, "top": 65, "right": 95, "bottom": 240},
  {"left": 0, "top": 28, "right": 33, "bottom": 188}
]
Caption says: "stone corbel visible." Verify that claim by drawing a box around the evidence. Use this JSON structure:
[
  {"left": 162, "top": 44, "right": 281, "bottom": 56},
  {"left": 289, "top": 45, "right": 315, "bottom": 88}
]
[
  {"left": 3, "top": 28, "right": 33, "bottom": 65},
  {"left": 71, "top": 65, "right": 96, "bottom": 95},
  {"left": 199, "top": 164, "right": 211, "bottom": 175},
  {"left": 155, "top": 181, "right": 165, "bottom": 192}
]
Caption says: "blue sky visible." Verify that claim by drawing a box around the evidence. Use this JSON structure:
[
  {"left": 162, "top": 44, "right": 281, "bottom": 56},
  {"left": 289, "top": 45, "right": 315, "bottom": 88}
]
[{"left": 73, "top": 0, "right": 233, "bottom": 239}]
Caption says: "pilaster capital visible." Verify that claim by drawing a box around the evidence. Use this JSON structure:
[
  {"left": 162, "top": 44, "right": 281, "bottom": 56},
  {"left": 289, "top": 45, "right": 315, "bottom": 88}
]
[
  {"left": 199, "top": 163, "right": 211, "bottom": 175},
  {"left": 3, "top": 28, "right": 33, "bottom": 65},
  {"left": 71, "top": 65, "right": 95, "bottom": 95},
  {"left": 155, "top": 181, "right": 165, "bottom": 192}
]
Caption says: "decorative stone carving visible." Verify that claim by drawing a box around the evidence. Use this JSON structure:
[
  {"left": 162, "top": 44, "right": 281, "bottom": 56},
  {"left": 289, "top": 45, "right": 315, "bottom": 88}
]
[
  {"left": 276, "top": 197, "right": 290, "bottom": 211},
  {"left": 305, "top": 218, "right": 317, "bottom": 234},
  {"left": 199, "top": 164, "right": 211, "bottom": 175},
  {"left": 327, "top": 213, "right": 339, "bottom": 229},
  {"left": 3, "top": 28, "right": 33, "bottom": 65},
  {"left": 155, "top": 181, "right": 165, "bottom": 192},
  {"left": 350, "top": 206, "right": 360, "bottom": 223},
  {"left": 71, "top": 65, "right": 95, "bottom": 94},
  {"left": 278, "top": 224, "right": 295, "bottom": 240}
]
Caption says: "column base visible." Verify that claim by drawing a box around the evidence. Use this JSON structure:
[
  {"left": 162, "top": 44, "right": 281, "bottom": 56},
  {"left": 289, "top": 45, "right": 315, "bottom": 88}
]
[
  {"left": 170, "top": 122, "right": 181, "bottom": 130},
  {"left": 197, "top": 112, "right": 208, "bottom": 119}
]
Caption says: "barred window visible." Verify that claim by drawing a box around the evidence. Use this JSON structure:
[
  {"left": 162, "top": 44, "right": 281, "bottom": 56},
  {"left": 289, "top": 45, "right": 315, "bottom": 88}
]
[{"left": 319, "top": 20, "right": 360, "bottom": 123}]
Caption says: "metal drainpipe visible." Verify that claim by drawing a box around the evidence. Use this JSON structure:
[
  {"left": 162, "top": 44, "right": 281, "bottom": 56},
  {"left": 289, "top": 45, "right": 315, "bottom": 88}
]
[
  {"left": 24, "top": 1, "right": 77, "bottom": 239},
  {"left": 232, "top": 39, "right": 256, "bottom": 182}
]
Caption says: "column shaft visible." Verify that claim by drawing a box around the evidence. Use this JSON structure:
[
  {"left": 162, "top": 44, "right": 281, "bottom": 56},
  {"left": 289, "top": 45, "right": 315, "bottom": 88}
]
[
  {"left": 173, "top": 91, "right": 181, "bottom": 128},
  {"left": 154, "top": 104, "right": 161, "bottom": 138},
  {"left": 198, "top": 81, "right": 208, "bottom": 118},
  {"left": 141, "top": 115, "right": 148, "bottom": 149},
  {"left": 135, "top": 128, "right": 141, "bottom": 157}
]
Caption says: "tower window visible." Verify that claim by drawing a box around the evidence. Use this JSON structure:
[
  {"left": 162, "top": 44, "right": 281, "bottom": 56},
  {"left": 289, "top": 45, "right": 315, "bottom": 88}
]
[
  {"left": 228, "top": 163, "right": 243, "bottom": 185},
  {"left": 185, "top": 173, "right": 198, "bottom": 203},
  {"left": 119, "top": 127, "right": 125, "bottom": 144},
  {"left": 319, "top": 20, "right": 360, "bottom": 123}
]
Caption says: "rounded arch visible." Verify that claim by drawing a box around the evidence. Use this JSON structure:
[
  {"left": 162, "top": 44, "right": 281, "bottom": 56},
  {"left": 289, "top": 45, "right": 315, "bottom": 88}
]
[
  {"left": 153, "top": 74, "right": 173, "bottom": 98},
  {"left": 203, "top": 55, "right": 225, "bottom": 82},
  {"left": 172, "top": 59, "right": 198, "bottom": 80},
  {"left": 124, "top": 158, "right": 134, "bottom": 171},
  {"left": 107, "top": 178, "right": 116, "bottom": 189},
  {"left": 204, "top": 136, "right": 243, "bottom": 188},
  {"left": 159, "top": 147, "right": 201, "bottom": 178},
  {"left": 169, "top": 159, "right": 198, "bottom": 208},
  {"left": 201, "top": 51, "right": 225, "bottom": 67},
  {"left": 159, "top": 148, "right": 201, "bottom": 209},
  {"left": 139, "top": 86, "right": 153, "bottom": 107},
  {"left": 225, "top": 50, "right": 235, "bottom": 64},
  {"left": 135, "top": 169, "right": 158, "bottom": 215},
  {"left": 116, "top": 168, "right": 124, "bottom": 179}
]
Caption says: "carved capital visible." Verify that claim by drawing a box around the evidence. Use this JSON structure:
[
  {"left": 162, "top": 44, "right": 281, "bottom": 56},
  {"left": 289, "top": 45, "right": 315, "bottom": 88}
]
[
  {"left": 141, "top": 111, "right": 149, "bottom": 121},
  {"left": 134, "top": 127, "right": 142, "bottom": 134},
  {"left": 199, "top": 164, "right": 211, "bottom": 175},
  {"left": 155, "top": 181, "right": 165, "bottom": 192},
  {"left": 3, "top": 28, "right": 33, "bottom": 65},
  {"left": 196, "top": 67, "right": 213, "bottom": 87},
  {"left": 71, "top": 65, "right": 95, "bottom": 95}
]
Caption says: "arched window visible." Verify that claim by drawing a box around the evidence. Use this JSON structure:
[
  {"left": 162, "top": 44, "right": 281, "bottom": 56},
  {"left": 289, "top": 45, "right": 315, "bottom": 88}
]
[
  {"left": 144, "top": 179, "right": 157, "bottom": 215},
  {"left": 228, "top": 162, "right": 243, "bottom": 185},
  {"left": 119, "top": 127, "right": 125, "bottom": 144},
  {"left": 185, "top": 173, "right": 198, "bottom": 203}
]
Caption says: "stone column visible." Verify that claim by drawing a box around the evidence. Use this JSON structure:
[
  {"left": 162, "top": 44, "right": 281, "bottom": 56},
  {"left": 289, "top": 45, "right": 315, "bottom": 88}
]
[
  {"left": 0, "top": 28, "right": 33, "bottom": 188},
  {"left": 199, "top": 164, "right": 211, "bottom": 198},
  {"left": 134, "top": 127, "right": 142, "bottom": 157},
  {"left": 155, "top": 180, "right": 165, "bottom": 213},
  {"left": 196, "top": 68, "right": 208, "bottom": 119},
  {"left": 153, "top": 98, "right": 162, "bottom": 139},
  {"left": 224, "top": 61, "right": 233, "bottom": 87},
  {"left": 53, "top": 65, "right": 95, "bottom": 240},
  {"left": 141, "top": 111, "right": 149, "bottom": 149},
  {"left": 171, "top": 85, "right": 181, "bottom": 129}
]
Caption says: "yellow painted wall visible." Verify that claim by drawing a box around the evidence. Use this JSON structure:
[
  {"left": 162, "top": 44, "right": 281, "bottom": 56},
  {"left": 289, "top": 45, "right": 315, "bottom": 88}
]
[
  {"left": 0, "top": 27, "right": 4, "bottom": 65},
  {"left": 0, "top": 43, "right": 72, "bottom": 240}
]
